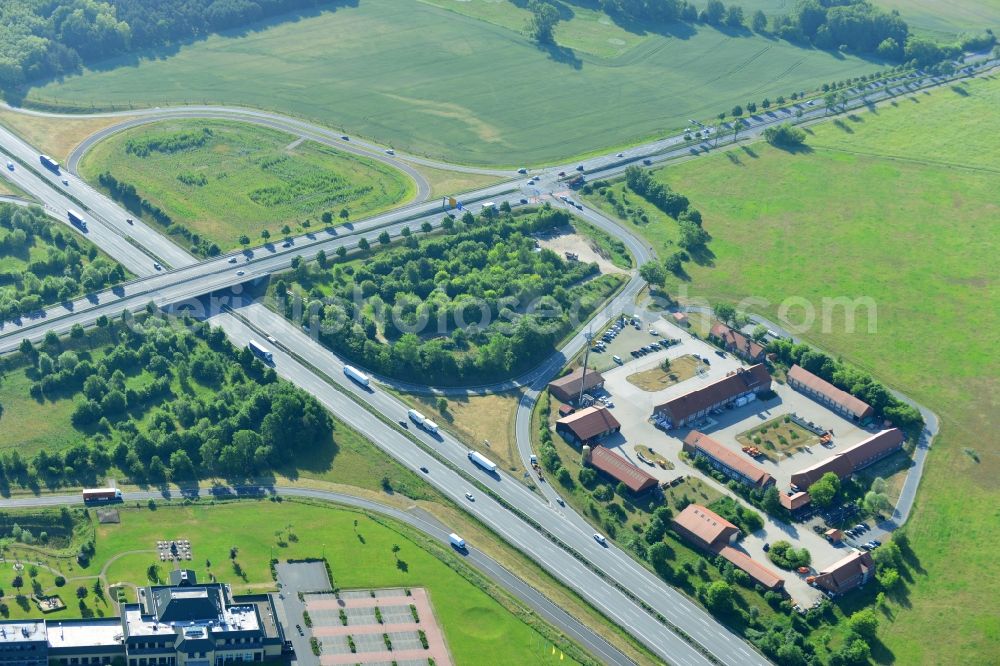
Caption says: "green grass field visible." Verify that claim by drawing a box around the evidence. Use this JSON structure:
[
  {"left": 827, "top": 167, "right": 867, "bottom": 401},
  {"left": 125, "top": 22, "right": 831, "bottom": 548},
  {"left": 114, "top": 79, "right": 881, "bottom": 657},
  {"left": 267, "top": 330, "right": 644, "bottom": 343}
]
[
  {"left": 0, "top": 501, "right": 581, "bottom": 664},
  {"left": 78, "top": 119, "right": 414, "bottom": 251},
  {"left": 24, "top": 0, "right": 882, "bottom": 166},
  {"left": 876, "top": 0, "right": 1000, "bottom": 37},
  {"left": 626, "top": 74, "right": 999, "bottom": 664}
]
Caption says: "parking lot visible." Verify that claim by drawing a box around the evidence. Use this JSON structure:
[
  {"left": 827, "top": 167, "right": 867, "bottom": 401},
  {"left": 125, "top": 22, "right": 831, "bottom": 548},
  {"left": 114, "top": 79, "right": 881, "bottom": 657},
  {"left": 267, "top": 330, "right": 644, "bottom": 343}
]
[{"left": 584, "top": 317, "right": 888, "bottom": 604}]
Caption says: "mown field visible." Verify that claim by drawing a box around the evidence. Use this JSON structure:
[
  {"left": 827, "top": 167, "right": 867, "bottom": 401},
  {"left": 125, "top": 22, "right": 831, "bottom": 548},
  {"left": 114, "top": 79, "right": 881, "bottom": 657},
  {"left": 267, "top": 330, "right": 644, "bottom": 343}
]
[
  {"left": 875, "top": 0, "right": 1000, "bottom": 38},
  {"left": 24, "top": 0, "right": 882, "bottom": 166},
  {"left": 0, "top": 501, "right": 581, "bottom": 665},
  {"left": 635, "top": 74, "right": 999, "bottom": 664},
  {"left": 78, "top": 119, "right": 413, "bottom": 251}
]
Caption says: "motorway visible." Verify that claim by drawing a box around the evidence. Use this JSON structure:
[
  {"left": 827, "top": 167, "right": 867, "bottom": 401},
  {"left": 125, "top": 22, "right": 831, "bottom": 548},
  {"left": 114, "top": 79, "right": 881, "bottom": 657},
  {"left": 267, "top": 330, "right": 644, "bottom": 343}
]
[
  {"left": 0, "top": 57, "right": 990, "bottom": 665},
  {"left": 0, "top": 485, "right": 629, "bottom": 666}
]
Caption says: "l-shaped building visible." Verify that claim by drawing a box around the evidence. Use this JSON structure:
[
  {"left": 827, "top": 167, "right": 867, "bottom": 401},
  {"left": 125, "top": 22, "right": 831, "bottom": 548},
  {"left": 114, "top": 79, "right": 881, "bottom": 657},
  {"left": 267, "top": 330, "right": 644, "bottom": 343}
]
[{"left": 0, "top": 570, "right": 285, "bottom": 666}]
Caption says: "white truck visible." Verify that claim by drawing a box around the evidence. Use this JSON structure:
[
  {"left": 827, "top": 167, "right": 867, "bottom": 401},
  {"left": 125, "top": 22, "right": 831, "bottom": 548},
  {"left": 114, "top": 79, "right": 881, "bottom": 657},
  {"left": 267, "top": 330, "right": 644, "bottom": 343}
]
[
  {"left": 468, "top": 450, "right": 497, "bottom": 473},
  {"left": 343, "top": 365, "right": 370, "bottom": 387},
  {"left": 408, "top": 409, "right": 426, "bottom": 426},
  {"left": 449, "top": 533, "right": 466, "bottom": 549},
  {"left": 422, "top": 419, "right": 439, "bottom": 434},
  {"left": 248, "top": 340, "right": 273, "bottom": 363}
]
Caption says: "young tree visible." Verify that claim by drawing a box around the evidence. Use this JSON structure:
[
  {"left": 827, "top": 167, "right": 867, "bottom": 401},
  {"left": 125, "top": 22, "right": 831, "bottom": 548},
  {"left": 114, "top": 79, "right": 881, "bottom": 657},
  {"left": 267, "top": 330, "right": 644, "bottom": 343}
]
[
  {"left": 848, "top": 608, "right": 879, "bottom": 639},
  {"left": 751, "top": 9, "right": 767, "bottom": 32},
  {"left": 238, "top": 234, "right": 250, "bottom": 247},
  {"left": 321, "top": 211, "right": 333, "bottom": 225},
  {"left": 807, "top": 472, "right": 840, "bottom": 508},
  {"left": 357, "top": 237, "right": 370, "bottom": 252},
  {"left": 261, "top": 229, "right": 271, "bottom": 241}
]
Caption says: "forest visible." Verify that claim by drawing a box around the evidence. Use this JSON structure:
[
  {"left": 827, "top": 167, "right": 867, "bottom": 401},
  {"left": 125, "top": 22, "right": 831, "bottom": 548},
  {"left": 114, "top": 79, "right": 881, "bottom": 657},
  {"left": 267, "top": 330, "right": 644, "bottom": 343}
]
[
  {"left": 273, "top": 205, "right": 625, "bottom": 385},
  {"left": 0, "top": 203, "right": 127, "bottom": 322},
  {"left": 1, "top": 312, "right": 332, "bottom": 490},
  {"left": 0, "top": 0, "right": 335, "bottom": 89}
]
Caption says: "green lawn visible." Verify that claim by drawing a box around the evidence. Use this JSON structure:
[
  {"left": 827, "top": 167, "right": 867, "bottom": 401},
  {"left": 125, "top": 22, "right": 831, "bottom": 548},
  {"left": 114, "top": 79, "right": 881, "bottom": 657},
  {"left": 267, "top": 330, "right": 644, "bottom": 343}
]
[
  {"left": 24, "top": 0, "right": 882, "bottom": 166},
  {"left": 78, "top": 119, "right": 414, "bottom": 252},
  {"left": 88, "top": 501, "right": 580, "bottom": 665},
  {"left": 623, "top": 74, "right": 998, "bottom": 664}
]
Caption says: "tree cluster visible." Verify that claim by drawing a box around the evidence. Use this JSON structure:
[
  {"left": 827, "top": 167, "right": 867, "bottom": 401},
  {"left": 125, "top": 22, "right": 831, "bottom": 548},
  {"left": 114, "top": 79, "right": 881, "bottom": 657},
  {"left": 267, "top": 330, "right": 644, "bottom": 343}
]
[
  {"left": 0, "top": 203, "right": 125, "bottom": 321},
  {"left": 763, "top": 123, "right": 806, "bottom": 148},
  {"left": 97, "top": 172, "right": 220, "bottom": 257},
  {"left": 280, "top": 206, "right": 623, "bottom": 384},
  {"left": 766, "top": 540, "right": 811, "bottom": 569},
  {"left": 125, "top": 127, "right": 213, "bottom": 157},
  {"left": 0, "top": 0, "right": 332, "bottom": 89},
  {"left": 769, "top": 337, "right": 924, "bottom": 437},
  {"left": 11, "top": 313, "right": 332, "bottom": 488}
]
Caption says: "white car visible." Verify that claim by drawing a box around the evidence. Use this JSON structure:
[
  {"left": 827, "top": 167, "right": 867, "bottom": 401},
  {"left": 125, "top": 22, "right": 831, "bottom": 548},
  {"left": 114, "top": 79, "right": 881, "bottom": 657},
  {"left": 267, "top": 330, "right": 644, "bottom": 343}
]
[
  {"left": 616, "top": 152, "right": 624, "bottom": 157},
  {"left": 465, "top": 492, "right": 475, "bottom": 501},
  {"left": 593, "top": 533, "right": 608, "bottom": 546},
  {"left": 385, "top": 149, "right": 395, "bottom": 155},
  {"left": 236, "top": 270, "right": 245, "bottom": 276},
  {"left": 612, "top": 355, "right": 623, "bottom": 365}
]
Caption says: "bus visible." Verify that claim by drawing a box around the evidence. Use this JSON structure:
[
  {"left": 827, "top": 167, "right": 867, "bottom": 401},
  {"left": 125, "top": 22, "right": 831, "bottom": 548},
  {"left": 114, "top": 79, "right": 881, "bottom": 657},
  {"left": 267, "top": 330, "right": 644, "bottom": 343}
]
[{"left": 248, "top": 340, "right": 273, "bottom": 363}]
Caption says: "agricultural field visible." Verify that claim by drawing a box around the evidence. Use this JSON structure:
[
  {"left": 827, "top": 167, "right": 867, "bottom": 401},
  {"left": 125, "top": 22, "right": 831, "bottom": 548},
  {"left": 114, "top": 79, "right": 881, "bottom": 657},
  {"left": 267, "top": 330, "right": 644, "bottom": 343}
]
[
  {"left": 625, "top": 73, "right": 998, "bottom": 664},
  {"left": 0, "top": 501, "right": 583, "bottom": 665},
  {"left": 23, "top": 0, "right": 882, "bottom": 166},
  {"left": 78, "top": 120, "right": 414, "bottom": 252},
  {"left": 876, "top": 0, "right": 1000, "bottom": 38}
]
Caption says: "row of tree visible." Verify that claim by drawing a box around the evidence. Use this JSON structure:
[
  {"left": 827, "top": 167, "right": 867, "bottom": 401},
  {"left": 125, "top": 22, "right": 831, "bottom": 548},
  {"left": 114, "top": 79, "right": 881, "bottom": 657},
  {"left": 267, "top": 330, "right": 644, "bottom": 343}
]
[
  {"left": 9, "top": 313, "right": 332, "bottom": 488},
  {"left": 276, "top": 206, "right": 624, "bottom": 384},
  {"left": 0, "top": 204, "right": 125, "bottom": 322},
  {"left": 97, "top": 171, "right": 221, "bottom": 257},
  {"left": 0, "top": 0, "right": 334, "bottom": 89},
  {"left": 768, "top": 337, "right": 924, "bottom": 437}
]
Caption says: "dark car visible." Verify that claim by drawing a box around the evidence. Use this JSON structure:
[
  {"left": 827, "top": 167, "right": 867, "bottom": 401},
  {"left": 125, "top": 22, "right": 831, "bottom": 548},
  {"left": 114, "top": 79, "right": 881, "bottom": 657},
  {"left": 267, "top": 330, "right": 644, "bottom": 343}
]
[
  {"left": 762, "top": 543, "right": 770, "bottom": 552},
  {"left": 715, "top": 350, "right": 726, "bottom": 357},
  {"left": 419, "top": 466, "right": 429, "bottom": 474}
]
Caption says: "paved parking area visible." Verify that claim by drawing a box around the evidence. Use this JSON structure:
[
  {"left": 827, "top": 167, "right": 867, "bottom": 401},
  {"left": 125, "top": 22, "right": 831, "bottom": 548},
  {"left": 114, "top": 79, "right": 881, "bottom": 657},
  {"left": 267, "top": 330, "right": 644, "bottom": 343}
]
[
  {"left": 591, "top": 318, "right": 884, "bottom": 604},
  {"left": 304, "top": 588, "right": 451, "bottom": 665}
]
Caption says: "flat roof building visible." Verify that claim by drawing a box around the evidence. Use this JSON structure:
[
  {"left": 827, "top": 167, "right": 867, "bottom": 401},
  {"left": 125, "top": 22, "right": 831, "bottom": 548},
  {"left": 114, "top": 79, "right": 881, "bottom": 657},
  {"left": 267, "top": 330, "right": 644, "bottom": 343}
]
[
  {"left": 547, "top": 366, "right": 605, "bottom": 404},
  {"left": 556, "top": 405, "right": 621, "bottom": 446},
  {"left": 683, "top": 431, "right": 774, "bottom": 489},
  {"left": 813, "top": 551, "right": 875, "bottom": 594},
  {"left": 653, "top": 365, "right": 772, "bottom": 428},
  {"left": 791, "top": 429, "right": 905, "bottom": 489},
  {"left": 3, "top": 571, "right": 285, "bottom": 666},
  {"left": 787, "top": 365, "right": 874, "bottom": 421},
  {"left": 587, "top": 446, "right": 658, "bottom": 494}
]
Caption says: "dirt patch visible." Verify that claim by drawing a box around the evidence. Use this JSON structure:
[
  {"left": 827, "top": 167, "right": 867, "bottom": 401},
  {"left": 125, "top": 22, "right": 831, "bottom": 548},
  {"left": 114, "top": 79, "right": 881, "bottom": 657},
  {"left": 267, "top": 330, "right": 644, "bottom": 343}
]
[
  {"left": 626, "top": 354, "right": 701, "bottom": 392},
  {"left": 536, "top": 226, "right": 627, "bottom": 276}
]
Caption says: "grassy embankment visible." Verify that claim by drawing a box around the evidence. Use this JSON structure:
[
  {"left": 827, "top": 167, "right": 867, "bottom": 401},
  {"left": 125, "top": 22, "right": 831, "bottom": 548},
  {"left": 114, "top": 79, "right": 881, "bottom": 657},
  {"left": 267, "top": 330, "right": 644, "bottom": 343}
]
[
  {"left": 24, "top": 0, "right": 882, "bottom": 166},
  {"left": 592, "top": 73, "right": 999, "bottom": 664},
  {"left": 79, "top": 119, "right": 414, "bottom": 252}
]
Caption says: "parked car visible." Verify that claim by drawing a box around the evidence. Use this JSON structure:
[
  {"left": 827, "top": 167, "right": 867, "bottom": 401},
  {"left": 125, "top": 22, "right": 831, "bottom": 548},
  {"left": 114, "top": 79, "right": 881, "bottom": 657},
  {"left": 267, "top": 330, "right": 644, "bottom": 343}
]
[
  {"left": 762, "top": 543, "right": 770, "bottom": 552},
  {"left": 612, "top": 355, "right": 623, "bottom": 365}
]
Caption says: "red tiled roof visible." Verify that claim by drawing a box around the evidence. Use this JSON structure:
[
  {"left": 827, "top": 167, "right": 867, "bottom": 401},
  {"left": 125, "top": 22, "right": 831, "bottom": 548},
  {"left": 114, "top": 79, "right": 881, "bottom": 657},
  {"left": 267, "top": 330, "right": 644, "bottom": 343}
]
[
  {"left": 556, "top": 405, "right": 621, "bottom": 441},
  {"left": 671, "top": 504, "right": 739, "bottom": 549},
  {"left": 711, "top": 323, "right": 765, "bottom": 359},
  {"left": 589, "top": 446, "right": 657, "bottom": 493},
  {"left": 787, "top": 365, "right": 873, "bottom": 420},
  {"left": 815, "top": 550, "right": 875, "bottom": 593},
  {"left": 780, "top": 490, "right": 811, "bottom": 511},
  {"left": 654, "top": 364, "right": 772, "bottom": 423},
  {"left": 716, "top": 546, "right": 784, "bottom": 590},
  {"left": 683, "top": 431, "right": 773, "bottom": 487},
  {"left": 791, "top": 429, "right": 905, "bottom": 488},
  {"left": 548, "top": 366, "right": 604, "bottom": 401}
]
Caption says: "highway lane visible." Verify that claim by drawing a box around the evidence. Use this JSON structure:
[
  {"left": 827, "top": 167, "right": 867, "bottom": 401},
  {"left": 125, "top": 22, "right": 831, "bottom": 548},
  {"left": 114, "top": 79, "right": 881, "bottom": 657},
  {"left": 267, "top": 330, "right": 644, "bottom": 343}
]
[
  {"left": 0, "top": 486, "right": 632, "bottom": 666},
  {"left": 213, "top": 307, "right": 717, "bottom": 666},
  {"left": 65, "top": 109, "right": 436, "bottom": 203},
  {"left": 0, "top": 58, "right": 986, "bottom": 664}
]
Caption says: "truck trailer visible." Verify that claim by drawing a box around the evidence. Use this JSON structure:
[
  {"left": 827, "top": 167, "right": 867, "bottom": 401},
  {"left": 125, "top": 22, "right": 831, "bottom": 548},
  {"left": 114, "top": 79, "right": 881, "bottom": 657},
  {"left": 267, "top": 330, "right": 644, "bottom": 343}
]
[
  {"left": 422, "top": 419, "right": 439, "bottom": 434},
  {"left": 343, "top": 365, "right": 370, "bottom": 387},
  {"left": 83, "top": 488, "right": 122, "bottom": 503},
  {"left": 449, "top": 533, "right": 466, "bottom": 549},
  {"left": 408, "top": 409, "right": 426, "bottom": 426},
  {"left": 39, "top": 155, "right": 60, "bottom": 172},
  {"left": 248, "top": 340, "right": 273, "bottom": 363},
  {"left": 67, "top": 210, "right": 87, "bottom": 231},
  {"left": 468, "top": 450, "right": 497, "bottom": 473}
]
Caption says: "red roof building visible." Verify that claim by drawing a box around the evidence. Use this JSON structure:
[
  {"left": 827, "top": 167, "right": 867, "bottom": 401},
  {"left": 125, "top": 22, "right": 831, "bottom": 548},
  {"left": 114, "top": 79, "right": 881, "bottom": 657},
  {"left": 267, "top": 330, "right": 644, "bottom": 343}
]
[
  {"left": 548, "top": 366, "right": 605, "bottom": 404},
  {"left": 710, "top": 323, "right": 766, "bottom": 362},
  {"left": 588, "top": 446, "right": 658, "bottom": 494},
  {"left": 556, "top": 406, "right": 621, "bottom": 446},
  {"left": 813, "top": 551, "right": 876, "bottom": 594},
  {"left": 791, "top": 429, "right": 905, "bottom": 489},
  {"left": 716, "top": 546, "right": 785, "bottom": 591},
  {"left": 653, "top": 364, "right": 772, "bottom": 428},
  {"left": 780, "top": 490, "right": 812, "bottom": 512},
  {"left": 683, "top": 431, "right": 774, "bottom": 489},
  {"left": 787, "top": 365, "right": 874, "bottom": 421},
  {"left": 671, "top": 504, "right": 740, "bottom": 550}
]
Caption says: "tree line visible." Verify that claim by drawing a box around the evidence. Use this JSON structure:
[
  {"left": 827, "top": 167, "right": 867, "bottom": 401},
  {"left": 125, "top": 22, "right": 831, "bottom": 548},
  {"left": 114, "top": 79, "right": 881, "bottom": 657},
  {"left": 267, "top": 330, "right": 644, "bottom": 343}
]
[
  {"left": 0, "top": 203, "right": 126, "bottom": 322},
  {"left": 768, "top": 337, "right": 924, "bottom": 438},
  {"left": 97, "top": 171, "right": 221, "bottom": 257},
  {"left": 517, "top": 0, "right": 994, "bottom": 69},
  {"left": 0, "top": 0, "right": 334, "bottom": 90},
  {"left": 6, "top": 312, "right": 332, "bottom": 489},
  {"left": 275, "top": 205, "right": 624, "bottom": 385}
]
